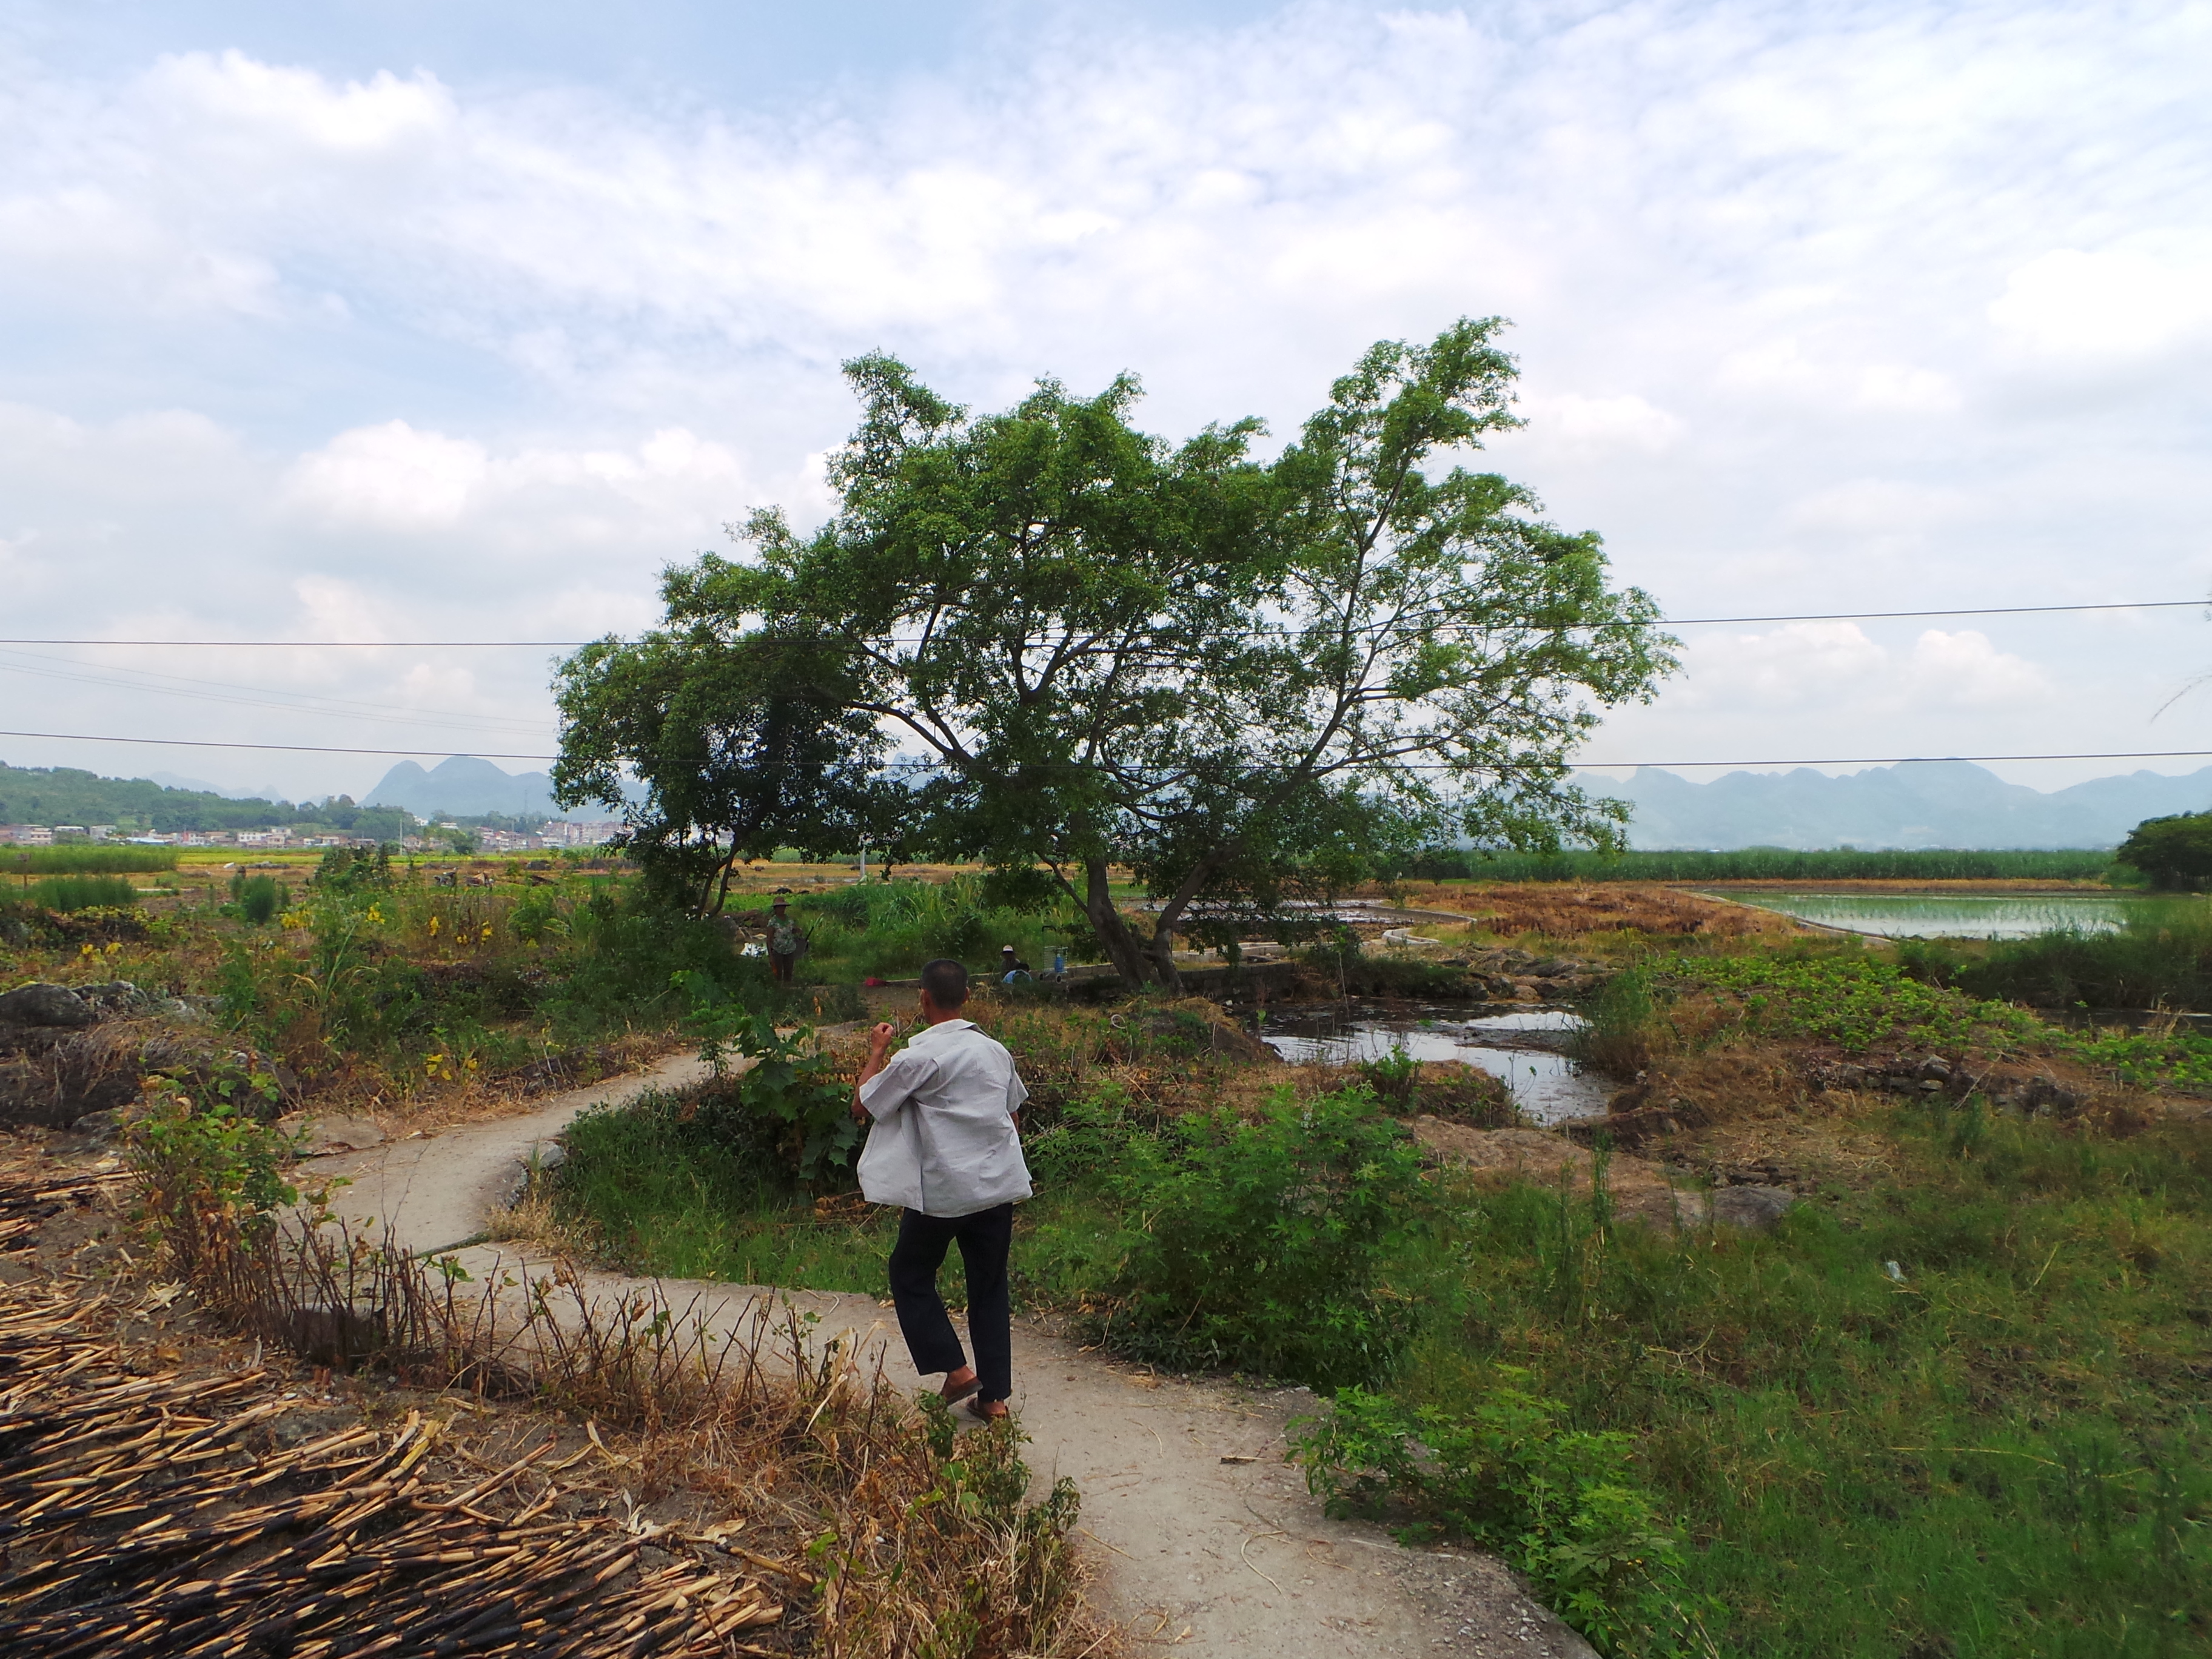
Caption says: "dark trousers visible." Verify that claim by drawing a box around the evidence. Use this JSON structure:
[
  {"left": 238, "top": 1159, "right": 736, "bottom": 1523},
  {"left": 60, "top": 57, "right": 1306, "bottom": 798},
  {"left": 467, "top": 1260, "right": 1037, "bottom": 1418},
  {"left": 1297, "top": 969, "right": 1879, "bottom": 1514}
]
[{"left": 888, "top": 1204, "right": 1014, "bottom": 1403}]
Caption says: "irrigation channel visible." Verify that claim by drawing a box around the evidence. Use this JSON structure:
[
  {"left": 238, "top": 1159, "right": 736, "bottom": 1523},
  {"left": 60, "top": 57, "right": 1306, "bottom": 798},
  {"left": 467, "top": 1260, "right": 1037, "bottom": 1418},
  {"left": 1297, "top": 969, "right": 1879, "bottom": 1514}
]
[
  {"left": 1703, "top": 889, "right": 2172, "bottom": 939},
  {"left": 1257, "top": 1002, "right": 1609, "bottom": 1122}
]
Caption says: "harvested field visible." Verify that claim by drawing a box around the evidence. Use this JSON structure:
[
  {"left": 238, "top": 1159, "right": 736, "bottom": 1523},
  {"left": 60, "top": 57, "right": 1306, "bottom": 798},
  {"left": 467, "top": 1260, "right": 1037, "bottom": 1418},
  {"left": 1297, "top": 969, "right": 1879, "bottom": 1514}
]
[{"left": 1401, "top": 881, "right": 1807, "bottom": 939}]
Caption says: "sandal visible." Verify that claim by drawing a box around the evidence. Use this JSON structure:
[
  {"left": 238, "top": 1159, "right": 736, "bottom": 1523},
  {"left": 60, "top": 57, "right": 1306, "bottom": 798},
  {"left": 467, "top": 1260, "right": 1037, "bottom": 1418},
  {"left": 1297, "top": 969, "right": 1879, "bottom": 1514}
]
[
  {"left": 940, "top": 1372, "right": 980, "bottom": 1408},
  {"left": 965, "top": 1396, "right": 1009, "bottom": 1423}
]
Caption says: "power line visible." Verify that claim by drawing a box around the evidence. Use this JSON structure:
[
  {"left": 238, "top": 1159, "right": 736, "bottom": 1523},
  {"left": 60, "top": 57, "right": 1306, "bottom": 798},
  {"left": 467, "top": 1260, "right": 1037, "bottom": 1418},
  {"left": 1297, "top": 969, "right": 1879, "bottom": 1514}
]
[
  {"left": 0, "top": 595, "right": 2204, "bottom": 649},
  {"left": 7, "top": 728, "right": 2212, "bottom": 772}
]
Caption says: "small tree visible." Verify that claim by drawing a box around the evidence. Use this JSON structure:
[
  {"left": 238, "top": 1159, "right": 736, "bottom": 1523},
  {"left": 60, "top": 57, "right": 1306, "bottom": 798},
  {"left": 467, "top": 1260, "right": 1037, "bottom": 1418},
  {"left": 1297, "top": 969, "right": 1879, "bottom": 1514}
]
[
  {"left": 622, "top": 321, "right": 1675, "bottom": 984},
  {"left": 552, "top": 629, "right": 883, "bottom": 914},
  {"left": 2116, "top": 811, "right": 2212, "bottom": 890}
]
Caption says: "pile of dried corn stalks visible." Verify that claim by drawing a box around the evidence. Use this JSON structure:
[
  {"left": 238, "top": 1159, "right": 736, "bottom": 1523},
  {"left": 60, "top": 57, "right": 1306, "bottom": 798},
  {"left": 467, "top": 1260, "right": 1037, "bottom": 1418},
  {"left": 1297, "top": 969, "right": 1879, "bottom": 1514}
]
[{"left": 0, "top": 1277, "right": 788, "bottom": 1657}]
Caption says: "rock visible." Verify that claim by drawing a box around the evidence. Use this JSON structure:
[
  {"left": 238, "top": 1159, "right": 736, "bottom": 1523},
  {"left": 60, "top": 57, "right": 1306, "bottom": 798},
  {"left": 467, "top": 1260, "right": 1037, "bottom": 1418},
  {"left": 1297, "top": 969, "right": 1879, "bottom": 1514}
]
[
  {"left": 280, "top": 1112, "right": 387, "bottom": 1156},
  {"left": 69, "top": 1107, "right": 131, "bottom": 1140},
  {"left": 76, "top": 981, "right": 160, "bottom": 1018},
  {"left": 0, "top": 984, "right": 97, "bottom": 1028},
  {"left": 1709, "top": 1184, "right": 1797, "bottom": 1230}
]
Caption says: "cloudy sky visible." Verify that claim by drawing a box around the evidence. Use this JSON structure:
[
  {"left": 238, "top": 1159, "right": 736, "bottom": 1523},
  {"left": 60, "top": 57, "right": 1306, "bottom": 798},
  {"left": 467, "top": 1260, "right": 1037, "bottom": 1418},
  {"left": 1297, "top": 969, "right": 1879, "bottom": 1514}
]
[{"left": 2, "top": 0, "right": 2208, "bottom": 806}]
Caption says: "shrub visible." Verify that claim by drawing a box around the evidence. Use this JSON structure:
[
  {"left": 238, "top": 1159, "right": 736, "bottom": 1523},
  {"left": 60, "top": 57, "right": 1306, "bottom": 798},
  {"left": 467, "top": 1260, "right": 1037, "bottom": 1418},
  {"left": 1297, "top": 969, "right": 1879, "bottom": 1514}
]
[
  {"left": 25, "top": 873, "right": 139, "bottom": 912},
  {"left": 230, "top": 871, "right": 283, "bottom": 925},
  {"left": 1292, "top": 1376, "right": 1706, "bottom": 1657},
  {"left": 128, "top": 1064, "right": 295, "bottom": 1280},
  {"left": 1567, "top": 968, "right": 1652, "bottom": 1079},
  {"left": 675, "top": 970, "right": 859, "bottom": 1182},
  {"left": 1104, "top": 1085, "right": 1433, "bottom": 1389}
]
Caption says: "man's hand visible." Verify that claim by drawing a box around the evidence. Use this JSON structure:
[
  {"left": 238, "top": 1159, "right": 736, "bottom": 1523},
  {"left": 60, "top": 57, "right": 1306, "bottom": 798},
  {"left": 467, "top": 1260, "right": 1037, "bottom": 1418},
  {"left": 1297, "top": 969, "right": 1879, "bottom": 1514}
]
[{"left": 853, "top": 1021, "right": 901, "bottom": 1123}]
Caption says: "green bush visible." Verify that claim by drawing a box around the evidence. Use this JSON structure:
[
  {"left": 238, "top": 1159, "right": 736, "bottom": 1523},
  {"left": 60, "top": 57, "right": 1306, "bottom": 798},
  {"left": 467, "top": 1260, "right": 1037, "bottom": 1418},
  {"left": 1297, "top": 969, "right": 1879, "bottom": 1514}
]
[
  {"left": 1899, "top": 903, "right": 2212, "bottom": 1012},
  {"left": 1293, "top": 1376, "right": 1705, "bottom": 1657},
  {"left": 1102, "top": 1085, "right": 1433, "bottom": 1389},
  {"left": 25, "top": 873, "right": 140, "bottom": 911},
  {"left": 229, "top": 871, "right": 283, "bottom": 925},
  {"left": 675, "top": 971, "right": 859, "bottom": 1182}
]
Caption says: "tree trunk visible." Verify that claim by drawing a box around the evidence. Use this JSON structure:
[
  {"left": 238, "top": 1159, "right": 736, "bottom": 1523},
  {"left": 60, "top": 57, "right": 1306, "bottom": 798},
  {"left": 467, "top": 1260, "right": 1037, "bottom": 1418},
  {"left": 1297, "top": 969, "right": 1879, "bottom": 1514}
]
[{"left": 1084, "top": 859, "right": 1161, "bottom": 988}]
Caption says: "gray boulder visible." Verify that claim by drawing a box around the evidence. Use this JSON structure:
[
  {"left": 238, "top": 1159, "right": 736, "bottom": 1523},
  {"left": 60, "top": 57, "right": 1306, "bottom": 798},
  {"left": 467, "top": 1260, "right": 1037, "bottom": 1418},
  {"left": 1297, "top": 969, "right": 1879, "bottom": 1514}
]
[
  {"left": 0, "top": 984, "right": 97, "bottom": 1028},
  {"left": 1710, "top": 1184, "right": 1797, "bottom": 1230}
]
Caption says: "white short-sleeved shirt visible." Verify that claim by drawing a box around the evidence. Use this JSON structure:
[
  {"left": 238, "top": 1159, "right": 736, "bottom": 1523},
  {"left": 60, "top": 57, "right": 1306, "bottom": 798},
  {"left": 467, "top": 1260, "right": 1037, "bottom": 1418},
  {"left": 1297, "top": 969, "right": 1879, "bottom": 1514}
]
[{"left": 856, "top": 1018, "right": 1032, "bottom": 1217}]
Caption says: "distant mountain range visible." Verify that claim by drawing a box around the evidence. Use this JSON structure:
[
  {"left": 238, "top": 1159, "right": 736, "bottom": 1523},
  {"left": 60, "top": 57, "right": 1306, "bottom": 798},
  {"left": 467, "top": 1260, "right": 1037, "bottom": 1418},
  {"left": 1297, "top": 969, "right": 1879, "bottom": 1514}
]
[
  {"left": 363, "top": 756, "right": 637, "bottom": 822},
  {"left": 1599, "top": 760, "right": 2212, "bottom": 850}
]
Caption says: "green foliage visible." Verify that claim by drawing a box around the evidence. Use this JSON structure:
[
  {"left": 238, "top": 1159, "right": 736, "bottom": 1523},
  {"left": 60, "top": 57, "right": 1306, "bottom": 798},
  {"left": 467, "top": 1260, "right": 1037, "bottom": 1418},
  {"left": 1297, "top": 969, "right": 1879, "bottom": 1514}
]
[
  {"left": 1101, "top": 1086, "right": 1435, "bottom": 1388},
  {"left": 1675, "top": 949, "right": 2212, "bottom": 1090},
  {"left": 553, "top": 623, "right": 885, "bottom": 914},
  {"left": 311, "top": 842, "right": 394, "bottom": 894},
  {"left": 8, "top": 844, "right": 177, "bottom": 874},
  {"left": 790, "top": 874, "right": 1089, "bottom": 981},
  {"left": 1566, "top": 968, "right": 1652, "bottom": 1079},
  {"left": 1896, "top": 902, "right": 2212, "bottom": 1013},
  {"left": 1404, "top": 1107, "right": 2212, "bottom": 1658},
  {"left": 552, "top": 1085, "right": 894, "bottom": 1289},
  {"left": 2117, "top": 811, "right": 2212, "bottom": 890},
  {"left": 662, "top": 320, "right": 1670, "bottom": 986},
  {"left": 25, "top": 873, "right": 139, "bottom": 911},
  {"left": 1413, "top": 846, "right": 2119, "bottom": 883},
  {"left": 229, "top": 871, "right": 283, "bottom": 925},
  {"left": 128, "top": 1064, "right": 297, "bottom": 1277},
  {"left": 674, "top": 970, "right": 860, "bottom": 1181},
  {"left": 1294, "top": 1378, "right": 1704, "bottom": 1657}
]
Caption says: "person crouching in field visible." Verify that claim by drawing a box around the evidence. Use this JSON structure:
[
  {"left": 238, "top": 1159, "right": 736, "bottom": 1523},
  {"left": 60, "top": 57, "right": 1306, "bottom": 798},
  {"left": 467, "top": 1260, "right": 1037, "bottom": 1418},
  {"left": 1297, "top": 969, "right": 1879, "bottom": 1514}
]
[{"left": 851, "top": 958, "right": 1031, "bottom": 1421}]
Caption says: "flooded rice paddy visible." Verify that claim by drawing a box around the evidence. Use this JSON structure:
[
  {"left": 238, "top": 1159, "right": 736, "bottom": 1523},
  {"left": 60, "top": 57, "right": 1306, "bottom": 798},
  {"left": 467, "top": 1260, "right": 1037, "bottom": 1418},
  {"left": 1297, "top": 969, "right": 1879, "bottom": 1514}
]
[
  {"left": 1703, "top": 890, "right": 2165, "bottom": 940},
  {"left": 1258, "top": 1002, "right": 1611, "bottom": 1123}
]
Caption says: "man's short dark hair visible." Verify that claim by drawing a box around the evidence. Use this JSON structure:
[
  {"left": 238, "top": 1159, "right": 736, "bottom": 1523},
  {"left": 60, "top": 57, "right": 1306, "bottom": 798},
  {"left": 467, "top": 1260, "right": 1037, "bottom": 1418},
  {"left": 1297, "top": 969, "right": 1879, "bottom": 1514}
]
[{"left": 919, "top": 958, "right": 969, "bottom": 1008}]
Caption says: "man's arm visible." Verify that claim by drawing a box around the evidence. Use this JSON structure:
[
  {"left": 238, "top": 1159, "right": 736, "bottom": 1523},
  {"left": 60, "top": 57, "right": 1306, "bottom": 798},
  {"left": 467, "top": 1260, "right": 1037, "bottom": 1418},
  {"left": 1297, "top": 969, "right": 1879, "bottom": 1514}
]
[{"left": 851, "top": 1022, "right": 901, "bottom": 1123}]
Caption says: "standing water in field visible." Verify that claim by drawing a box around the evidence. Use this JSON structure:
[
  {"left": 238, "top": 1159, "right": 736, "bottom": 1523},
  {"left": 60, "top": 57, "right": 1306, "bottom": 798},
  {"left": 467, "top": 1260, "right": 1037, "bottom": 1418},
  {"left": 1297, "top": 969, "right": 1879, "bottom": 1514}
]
[
  {"left": 1258, "top": 1002, "right": 1610, "bottom": 1124},
  {"left": 1703, "top": 890, "right": 2163, "bottom": 939}
]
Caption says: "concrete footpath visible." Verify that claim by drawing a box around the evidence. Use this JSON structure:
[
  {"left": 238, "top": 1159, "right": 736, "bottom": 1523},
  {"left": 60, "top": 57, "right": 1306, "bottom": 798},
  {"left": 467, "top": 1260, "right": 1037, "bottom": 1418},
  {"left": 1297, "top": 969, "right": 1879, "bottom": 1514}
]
[{"left": 301, "top": 1061, "right": 1596, "bottom": 1659}]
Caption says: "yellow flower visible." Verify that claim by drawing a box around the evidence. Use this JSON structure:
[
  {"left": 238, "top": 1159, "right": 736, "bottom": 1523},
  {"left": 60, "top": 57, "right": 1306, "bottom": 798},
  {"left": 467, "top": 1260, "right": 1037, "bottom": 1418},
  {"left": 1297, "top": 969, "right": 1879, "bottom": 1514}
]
[
  {"left": 79, "top": 943, "right": 95, "bottom": 957},
  {"left": 103, "top": 942, "right": 121, "bottom": 957},
  {"left": 427, "top": 915, "right": 440, "bottom": 936},
  {"left": 464, "top": 1057, "right": 479, "bottom": 1072},
  {"left": 366, "top": 904, "right": 385, "bottom": 923},
  {"left": 480, "top": 923, "right": 492, "bottom": 941}
]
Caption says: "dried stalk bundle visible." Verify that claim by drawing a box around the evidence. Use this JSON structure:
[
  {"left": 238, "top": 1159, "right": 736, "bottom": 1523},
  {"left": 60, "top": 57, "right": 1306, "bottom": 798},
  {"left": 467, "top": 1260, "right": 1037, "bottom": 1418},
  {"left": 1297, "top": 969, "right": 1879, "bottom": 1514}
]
[
  {"left": 0, "top": 1167, "right": 129, "bottom": 1252},
  {"left": 0, "top": 1276, "right": 785, "bottom": 1658}
]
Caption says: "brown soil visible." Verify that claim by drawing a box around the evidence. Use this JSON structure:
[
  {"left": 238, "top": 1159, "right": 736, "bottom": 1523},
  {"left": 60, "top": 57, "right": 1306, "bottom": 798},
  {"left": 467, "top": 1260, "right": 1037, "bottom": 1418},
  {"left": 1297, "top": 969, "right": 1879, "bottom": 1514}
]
[{"left": 1395, "top": 882, "right": 1810, "bottom": 940}]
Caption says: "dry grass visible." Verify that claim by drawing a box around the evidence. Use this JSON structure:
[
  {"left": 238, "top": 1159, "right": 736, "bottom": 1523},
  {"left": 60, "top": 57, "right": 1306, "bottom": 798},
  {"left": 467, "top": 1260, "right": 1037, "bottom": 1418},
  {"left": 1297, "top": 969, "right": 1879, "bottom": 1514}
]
[
  {"left": 88, "top": 1127, "right": 1112, "bottom": 1659},
  {"left": 1394, "top": 880, "right": 1809, "bottom": 940}
]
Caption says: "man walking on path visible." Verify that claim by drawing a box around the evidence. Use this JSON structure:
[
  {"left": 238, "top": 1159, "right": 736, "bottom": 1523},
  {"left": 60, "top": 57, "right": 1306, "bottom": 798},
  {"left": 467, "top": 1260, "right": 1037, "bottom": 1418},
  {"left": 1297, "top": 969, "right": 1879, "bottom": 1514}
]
[{"left": 851, "top": 959, "right": 1032, "bottom": 1421}]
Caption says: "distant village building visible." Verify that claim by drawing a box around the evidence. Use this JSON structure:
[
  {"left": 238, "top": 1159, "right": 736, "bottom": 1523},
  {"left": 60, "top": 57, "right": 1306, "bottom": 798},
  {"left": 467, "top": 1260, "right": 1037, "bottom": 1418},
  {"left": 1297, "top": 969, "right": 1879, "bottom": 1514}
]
[
  {"left": 0, "top": 825, "right": 55, "bottom": 846},
  {"left": 538, "top": 819, "right": 623, "bottom": 847}
]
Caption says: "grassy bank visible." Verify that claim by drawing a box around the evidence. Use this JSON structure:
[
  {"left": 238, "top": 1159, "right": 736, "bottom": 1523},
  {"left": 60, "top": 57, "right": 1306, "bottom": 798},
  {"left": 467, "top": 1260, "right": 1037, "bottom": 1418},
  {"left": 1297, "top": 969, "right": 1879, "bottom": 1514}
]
[{"left": 548, "top": 956, "right": 2211, "bottom": 1657}]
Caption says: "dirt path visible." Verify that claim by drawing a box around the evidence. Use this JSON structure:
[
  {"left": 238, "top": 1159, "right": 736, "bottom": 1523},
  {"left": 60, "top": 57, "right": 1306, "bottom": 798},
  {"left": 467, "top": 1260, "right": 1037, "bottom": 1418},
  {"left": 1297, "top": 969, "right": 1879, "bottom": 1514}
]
[{"left": 301, "top": 1065, "right": 1595, "bottom": 1659}]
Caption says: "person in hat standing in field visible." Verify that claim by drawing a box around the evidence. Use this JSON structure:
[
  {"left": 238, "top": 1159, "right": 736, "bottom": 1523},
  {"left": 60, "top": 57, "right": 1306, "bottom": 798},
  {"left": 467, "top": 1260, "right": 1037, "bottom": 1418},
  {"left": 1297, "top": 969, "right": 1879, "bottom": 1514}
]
[
  {"left": 850, "top": 958, "right": 1031, "bottom": 1421},
  {"left": 765, "top": 896, "right": 805, "bottom": 986}
]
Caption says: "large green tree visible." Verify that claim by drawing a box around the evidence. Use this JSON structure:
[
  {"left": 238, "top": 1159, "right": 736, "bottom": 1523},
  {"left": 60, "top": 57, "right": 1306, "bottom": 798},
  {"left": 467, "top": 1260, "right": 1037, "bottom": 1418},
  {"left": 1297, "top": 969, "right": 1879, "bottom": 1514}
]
[
  {"left": 628, "top": 320, "right": 1676, "bottom": 983},
  {"left": 551, "top": 630, "right": 883, "bottom": 914},
  {"left": 2116, "top": 811, "right": 2212, "bottom": 891}
]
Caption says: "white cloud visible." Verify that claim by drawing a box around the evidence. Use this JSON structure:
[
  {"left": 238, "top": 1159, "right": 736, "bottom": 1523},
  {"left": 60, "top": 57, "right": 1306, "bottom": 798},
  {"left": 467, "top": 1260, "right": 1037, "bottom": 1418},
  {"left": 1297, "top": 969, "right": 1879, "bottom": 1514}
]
[
  {"left": 284, "top": 422, "right": 488, "bottom": 529},
  {"left": 1989, "top": 247, "right": 2212, "bottom": 358},
  {"left": 0, "top": 1, "right": 2207, "bottom": 797}
]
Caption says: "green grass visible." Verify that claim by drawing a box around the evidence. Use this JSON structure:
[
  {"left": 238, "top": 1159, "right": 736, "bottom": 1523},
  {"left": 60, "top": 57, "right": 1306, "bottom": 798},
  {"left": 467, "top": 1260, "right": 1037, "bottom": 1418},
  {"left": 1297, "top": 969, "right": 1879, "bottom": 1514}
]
[
  {"left": 24, "top": 873, "right": 141, "bottom": 912},
  {"left": 7, "top": 845, "right": 178, "bottom": 875},
  {"left": 786, "top": 874, "right": 1087, "bottom": 982},
  {"left": 1416, "top": 848, "right": 2119, "bottom": 884},
  {"left": 1897, "top": 902, "right": 2212, "bottom": 1013},
  {"left": 1389, "top": 1108, "right": 2212, "bottom": 1658},
  {"left": 549, "top": 979, "right": 2212, "bottom": 1658}
]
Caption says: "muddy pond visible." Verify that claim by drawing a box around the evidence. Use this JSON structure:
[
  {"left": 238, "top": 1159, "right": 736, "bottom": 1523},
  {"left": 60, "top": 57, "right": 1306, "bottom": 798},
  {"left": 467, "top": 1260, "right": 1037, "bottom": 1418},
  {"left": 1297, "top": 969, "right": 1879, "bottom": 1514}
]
[{"left": 1258, "top": 1002, "right": 1610, "bottom": 1124}]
